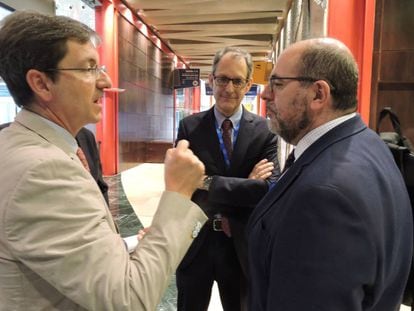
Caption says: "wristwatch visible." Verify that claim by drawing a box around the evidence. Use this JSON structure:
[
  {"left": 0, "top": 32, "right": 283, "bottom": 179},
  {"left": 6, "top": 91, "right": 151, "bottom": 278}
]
[{"left": 200, "top": 175, "right": 213, "bottom": 191}]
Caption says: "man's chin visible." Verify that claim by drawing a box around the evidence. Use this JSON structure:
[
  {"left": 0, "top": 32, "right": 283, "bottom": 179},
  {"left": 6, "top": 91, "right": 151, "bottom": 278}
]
[
  {"left": 89, "top": 113, "right": 102, "bottom": 124},
  {"left": 266, "top": 119, "right": 279, "bottom": 135}
]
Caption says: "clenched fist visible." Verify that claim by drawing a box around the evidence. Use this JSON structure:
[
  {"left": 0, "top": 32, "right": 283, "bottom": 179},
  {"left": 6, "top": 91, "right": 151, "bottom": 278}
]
[{"left": 164, "top": 139, "right": 205, "bottom": 198}]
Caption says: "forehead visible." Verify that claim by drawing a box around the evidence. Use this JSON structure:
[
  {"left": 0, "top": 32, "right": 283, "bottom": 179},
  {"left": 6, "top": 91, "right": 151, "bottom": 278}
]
[
  {"left": 272, "top": 47, "right": 302, "bottom": 76},
  {"left": 59, "top": 39, "right": 99, "bottom": 64},
  {"left": 215, "top": 52, "right": 248, "bottom": 77}
]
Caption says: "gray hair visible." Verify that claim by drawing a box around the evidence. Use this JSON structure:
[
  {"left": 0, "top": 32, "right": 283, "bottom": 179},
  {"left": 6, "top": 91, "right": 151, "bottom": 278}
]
[{"left": 211, "top": 47, "right": 253, "bottom": 79}]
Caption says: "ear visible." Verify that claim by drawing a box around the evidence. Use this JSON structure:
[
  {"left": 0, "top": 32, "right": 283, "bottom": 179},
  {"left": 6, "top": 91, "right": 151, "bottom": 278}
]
[
  {"left": 208, "top": 73, "right": 214, "bottom": 88},
  {"left": 310, "top": 80, "right": 330, "bottom": 109},
  {"left": 244, "top": 78, "right": 253, "bottom": 92},
  {"left": 26, "top": 69, "right": 54, "bottom": 102}
]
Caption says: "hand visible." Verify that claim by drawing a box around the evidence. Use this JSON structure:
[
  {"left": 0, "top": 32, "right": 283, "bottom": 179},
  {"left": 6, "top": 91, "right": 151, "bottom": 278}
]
[
  {"left": 138, "top": 227, "right": 150, "bottom": 241},
  {"left": 248, "top": 159, "right": 274, "bottom": 180},
  {"left": 164, "top": 139, "right": 205, "bottom": 198}
]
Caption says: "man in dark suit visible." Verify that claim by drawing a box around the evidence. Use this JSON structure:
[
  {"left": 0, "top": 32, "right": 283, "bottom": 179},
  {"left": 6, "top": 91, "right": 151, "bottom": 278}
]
[
  {"left": 176, "top": 47, "right": 280, "bottom": 311},
  {"left": 0, "top": 122, "right": 108, "bottom": 204},
  {"left": 248, "top": 37, "right": 413, "bottom": 310}
]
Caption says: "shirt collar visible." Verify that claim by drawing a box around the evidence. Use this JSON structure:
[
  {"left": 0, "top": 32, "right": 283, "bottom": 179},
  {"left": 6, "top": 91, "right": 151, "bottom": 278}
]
[
  {"left": 213, "top": 104, "right": 243, "bottom": 129},
  {"left": 37, "top": 114, "right": 78, "bottom": 153},
  {"left": 294, "top": 112, "right": 356, "bottom": 160}
]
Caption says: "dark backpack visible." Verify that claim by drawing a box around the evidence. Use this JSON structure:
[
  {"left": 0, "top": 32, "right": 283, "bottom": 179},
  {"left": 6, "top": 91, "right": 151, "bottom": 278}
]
[{"left": 377, "top": 107, "right": 414, "bottom": 308}]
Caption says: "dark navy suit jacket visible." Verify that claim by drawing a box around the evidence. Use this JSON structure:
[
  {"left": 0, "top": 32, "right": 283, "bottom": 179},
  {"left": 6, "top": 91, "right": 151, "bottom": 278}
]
[
  {"left": 248, "top": 115, "right": 413, "bottom": 311},
  {"left": 177, "top": 106, "right": 280, "bottom": 274}
]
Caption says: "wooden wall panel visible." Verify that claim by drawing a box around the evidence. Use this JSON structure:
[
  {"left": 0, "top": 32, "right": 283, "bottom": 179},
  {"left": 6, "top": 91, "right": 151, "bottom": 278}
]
[
  {"left": 379, "top": 52, "right": 414, "bottom": 82},
  {"left": 370, "top": 0, "right": 414, "bottom": 144},
  {"left": 381, "top": 0, "right": 414, "bottom": 49}
]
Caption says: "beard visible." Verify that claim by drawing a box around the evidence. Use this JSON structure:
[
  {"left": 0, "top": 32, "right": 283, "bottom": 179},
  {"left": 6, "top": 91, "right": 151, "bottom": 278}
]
[{"left": 267, "top": 97, "right": 311, "bottom": 144}]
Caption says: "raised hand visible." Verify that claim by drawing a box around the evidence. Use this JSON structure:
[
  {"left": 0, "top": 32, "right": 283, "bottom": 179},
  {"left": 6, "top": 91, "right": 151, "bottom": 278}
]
[{"left": 164, "top": 139, "right": 205, "bottom": 198}]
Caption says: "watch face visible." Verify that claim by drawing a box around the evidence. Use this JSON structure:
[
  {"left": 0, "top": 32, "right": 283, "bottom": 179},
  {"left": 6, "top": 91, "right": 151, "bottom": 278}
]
[{"left": 203, "top": 176, "right": 212, "bottom": 190}]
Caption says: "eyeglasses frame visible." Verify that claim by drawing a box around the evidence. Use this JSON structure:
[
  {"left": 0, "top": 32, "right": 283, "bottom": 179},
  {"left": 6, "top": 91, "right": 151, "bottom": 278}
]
[
  {"left": 43, "top": 65, "right": 107, "bottom": 78},
  {"left": 212, "top": 75, "right": 249, "bottom": 88},
  {"left": 269, "top": 76, "right": 336, "bottom": 93}
]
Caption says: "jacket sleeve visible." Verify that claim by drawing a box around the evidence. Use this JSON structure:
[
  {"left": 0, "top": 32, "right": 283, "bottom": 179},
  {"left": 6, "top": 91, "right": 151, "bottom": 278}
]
[
  {"left": 6, "top": 158, "right": 207, "bottom": 311},
  {"left": 208, "top": 133, "right": 280, "bottom": 211}
]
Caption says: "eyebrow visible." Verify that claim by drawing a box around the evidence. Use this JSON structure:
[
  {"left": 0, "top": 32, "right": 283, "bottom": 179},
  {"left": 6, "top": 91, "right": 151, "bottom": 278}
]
[
  {"left": 270, "top": 74, "right": 287, "bottom": 79},
  {"left": 215, "top": 75, "right": 246, "bottom": 80}
]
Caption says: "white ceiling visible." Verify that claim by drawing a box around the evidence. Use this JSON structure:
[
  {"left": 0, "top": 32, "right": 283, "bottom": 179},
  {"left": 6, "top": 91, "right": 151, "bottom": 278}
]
[{"left": 122, "top": 0, "right": 293, "bottom": 78}]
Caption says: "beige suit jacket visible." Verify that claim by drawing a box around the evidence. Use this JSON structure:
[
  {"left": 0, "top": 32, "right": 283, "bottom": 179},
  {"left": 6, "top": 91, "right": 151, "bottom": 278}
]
[{"left": 0, "top": 109, "right": 207, "bottom": 310}]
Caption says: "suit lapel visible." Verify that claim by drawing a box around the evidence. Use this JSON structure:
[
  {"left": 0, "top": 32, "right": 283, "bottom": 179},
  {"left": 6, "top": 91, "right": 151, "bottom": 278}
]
[
  {"left": 248, "top": 115, "right": 367, "bottom": 227},
  {"left": 228, "top": 108, "right": 254, "bottom": 174},
  {"left": 248, "top": 162, "right": 303, "bottom": 228},
  {"left": 15, "top": 109, "right": 74, "bottom": 156},
  {"left": 202, "top": 108, "right": 227, "bottom": 173}
]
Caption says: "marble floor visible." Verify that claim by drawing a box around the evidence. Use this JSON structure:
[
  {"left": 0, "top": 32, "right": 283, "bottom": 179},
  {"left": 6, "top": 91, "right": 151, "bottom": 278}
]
[
  {"left": 105, "top": 163, "right": 223, "bottom": 311},
  {"left": 106, "top": 163, "right": 410, "bottom": 311}
]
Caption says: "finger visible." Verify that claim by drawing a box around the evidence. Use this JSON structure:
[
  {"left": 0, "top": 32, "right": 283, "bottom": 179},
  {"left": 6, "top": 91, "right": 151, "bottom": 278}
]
[
  {"left": 259, "top": 162, "right": 274, "bottom": 170},
  {"left": 176, "top": 139, "right": 189, "bottom": 151},
  {"left": 255, "top": 159, "right": 268, "bottom": 167},
  {"left": 262, "top": 171, "right": 272, "bottom": 178}
]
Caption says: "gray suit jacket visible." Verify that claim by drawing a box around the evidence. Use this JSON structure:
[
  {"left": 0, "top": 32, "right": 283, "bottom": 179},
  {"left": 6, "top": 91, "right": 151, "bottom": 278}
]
[{"left": 0, "top": 109, "right": 207, "bottom": 310}]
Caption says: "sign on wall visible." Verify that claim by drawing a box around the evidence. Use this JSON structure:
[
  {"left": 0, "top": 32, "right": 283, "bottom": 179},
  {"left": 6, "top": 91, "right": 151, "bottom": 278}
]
[{"left": 173, "top": 69, "right": 200, "bottom": 89}]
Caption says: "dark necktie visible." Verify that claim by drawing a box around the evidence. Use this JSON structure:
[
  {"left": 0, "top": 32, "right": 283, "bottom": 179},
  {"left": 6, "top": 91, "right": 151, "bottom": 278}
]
[
  {"left": 221, "top": 119, "right": 233, "bottom": 159},
  {"left": 282, "top": 150, "right": 295, "bottom": 173},
  {"left": 76, "top": 147, "right": 90, "bottom": 172}
]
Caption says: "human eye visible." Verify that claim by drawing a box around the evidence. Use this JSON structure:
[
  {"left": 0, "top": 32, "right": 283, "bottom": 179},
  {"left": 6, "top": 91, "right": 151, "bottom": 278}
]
[
  {"left": 217, "top": 77, "right": 229, "bottom": 84},
  {"left": 86, "top": 65, "right": 98, "bottom": 74},
  {"left": 271, "top": 79, "right": 284, "bottom": 88},
  {"left": 232, "top": 79, "right": 244, "bottom": 87}
]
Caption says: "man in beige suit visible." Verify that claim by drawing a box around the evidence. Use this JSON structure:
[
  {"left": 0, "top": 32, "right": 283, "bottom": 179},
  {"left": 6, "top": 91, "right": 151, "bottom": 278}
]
[{"left": 0, "top": 11, "right": 207, "bottom": 311}]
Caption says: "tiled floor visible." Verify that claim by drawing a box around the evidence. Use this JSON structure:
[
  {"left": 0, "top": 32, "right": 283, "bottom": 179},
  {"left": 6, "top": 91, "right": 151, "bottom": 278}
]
[
  {"left": 113, "top": 163, "right": 410, "bottom": 311},
  {"left": 109, "top": 163, "right": 223, "bottom": 311}
]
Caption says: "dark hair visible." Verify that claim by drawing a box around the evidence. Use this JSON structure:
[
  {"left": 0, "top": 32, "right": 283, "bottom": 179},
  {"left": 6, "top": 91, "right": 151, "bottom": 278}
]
[
  {"left": 297, "top": 40, "right": 359, "bottom": 110},
  {"left": 212, "top": 46, "right": 253, "bottom": 79},
  {"left": 0, "top": 11, "right": 99, "bottom": 107}
]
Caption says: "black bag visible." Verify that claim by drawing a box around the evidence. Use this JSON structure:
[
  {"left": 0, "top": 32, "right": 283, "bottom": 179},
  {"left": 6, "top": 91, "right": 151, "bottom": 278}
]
[{"left": 377, "top": 107, "right": 414, "bottom": 307}]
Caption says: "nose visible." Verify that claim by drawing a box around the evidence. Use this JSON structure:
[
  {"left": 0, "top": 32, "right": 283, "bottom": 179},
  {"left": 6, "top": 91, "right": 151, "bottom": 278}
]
[
  {"left": 224, "top": 80, "right": 236, "bottom": 90},
  {"left": 260, "top": 83, "right": 272, "bottom": 100},
  {"left": 97, "top": 71, "right": 112, "bottom": 89}
]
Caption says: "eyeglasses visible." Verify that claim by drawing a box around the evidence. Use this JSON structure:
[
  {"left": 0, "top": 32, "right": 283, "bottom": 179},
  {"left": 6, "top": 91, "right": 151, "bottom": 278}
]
[
  {"left": 213, "top": 75, "right": 248, "bottom": 88},
  {"left": 44, "top": 65, "right": 107, "bottom": 78},
  {"left": 269, "top": 76, "right": 336, "bottom": 93}
]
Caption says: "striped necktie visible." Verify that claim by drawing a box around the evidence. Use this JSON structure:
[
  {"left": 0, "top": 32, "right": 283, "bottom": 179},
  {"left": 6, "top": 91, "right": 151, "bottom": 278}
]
[{"left": 221, "top": 119, "right": 233, "bottom": 159}]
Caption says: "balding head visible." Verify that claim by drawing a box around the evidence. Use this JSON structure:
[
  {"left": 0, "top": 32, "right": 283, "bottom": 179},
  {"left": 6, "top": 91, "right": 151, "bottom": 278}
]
[
  {"left": 261, "top": 37, "right": 359, "bottom": 144},
  {"left": 282, "top": 37, "right": 359, "bottom": 111}
]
